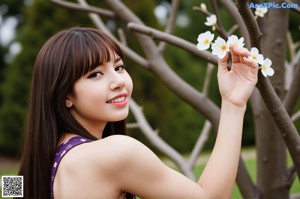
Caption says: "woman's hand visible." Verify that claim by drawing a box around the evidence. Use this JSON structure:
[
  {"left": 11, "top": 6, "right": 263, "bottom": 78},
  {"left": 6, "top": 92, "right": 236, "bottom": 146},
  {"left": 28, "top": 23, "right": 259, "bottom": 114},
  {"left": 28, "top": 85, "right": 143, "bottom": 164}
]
[{"left": 217, "top": 46, "right": 258, "bottom": 107}]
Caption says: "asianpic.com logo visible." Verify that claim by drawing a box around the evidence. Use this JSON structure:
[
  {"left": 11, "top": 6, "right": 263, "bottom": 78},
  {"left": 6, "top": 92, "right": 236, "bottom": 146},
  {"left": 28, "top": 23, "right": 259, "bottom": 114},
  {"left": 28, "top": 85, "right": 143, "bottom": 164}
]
[{"left": 249, "top": 2, "right": 299, "bottom": 9}]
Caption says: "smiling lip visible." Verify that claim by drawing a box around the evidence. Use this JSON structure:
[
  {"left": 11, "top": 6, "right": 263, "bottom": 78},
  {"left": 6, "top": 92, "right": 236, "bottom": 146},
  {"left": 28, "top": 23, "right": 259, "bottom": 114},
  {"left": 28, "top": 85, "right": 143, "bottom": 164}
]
[{"left": 107, "top": 93, "right": 128, "bottom": 106}]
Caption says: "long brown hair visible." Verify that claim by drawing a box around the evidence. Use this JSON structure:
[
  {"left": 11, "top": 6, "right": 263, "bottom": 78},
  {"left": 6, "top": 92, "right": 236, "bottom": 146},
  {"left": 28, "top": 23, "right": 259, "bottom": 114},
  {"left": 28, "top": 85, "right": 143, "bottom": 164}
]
[{"left": 18, "top": 27, "right": 127, "bottom": 198}]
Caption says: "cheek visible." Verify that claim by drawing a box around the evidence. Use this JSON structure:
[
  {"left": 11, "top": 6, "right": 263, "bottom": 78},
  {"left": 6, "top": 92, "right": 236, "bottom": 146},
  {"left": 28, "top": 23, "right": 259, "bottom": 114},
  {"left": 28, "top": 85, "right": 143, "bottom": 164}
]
[
  {"left": 125, "top": 74, "right": 133, "bottom": 94},
  {"left": 75, "top": 83, "right": 106, "bottom": 104}
]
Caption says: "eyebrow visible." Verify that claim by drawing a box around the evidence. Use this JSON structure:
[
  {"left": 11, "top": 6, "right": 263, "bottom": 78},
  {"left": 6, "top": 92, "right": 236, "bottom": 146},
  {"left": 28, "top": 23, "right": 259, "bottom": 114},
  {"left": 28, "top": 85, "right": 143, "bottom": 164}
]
[{"left": 114, "top": 57, "right": 122, "bottom": 63}]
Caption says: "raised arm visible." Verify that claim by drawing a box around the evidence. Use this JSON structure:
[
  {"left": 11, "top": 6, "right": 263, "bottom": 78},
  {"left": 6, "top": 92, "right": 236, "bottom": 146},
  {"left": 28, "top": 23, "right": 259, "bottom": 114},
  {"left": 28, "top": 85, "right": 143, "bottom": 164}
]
[
  {"left": 104, "top": 46, "right": 258, "bottom": 199},
  {"left": 199, "top": 46, "right": 258, "bottom": 198}
]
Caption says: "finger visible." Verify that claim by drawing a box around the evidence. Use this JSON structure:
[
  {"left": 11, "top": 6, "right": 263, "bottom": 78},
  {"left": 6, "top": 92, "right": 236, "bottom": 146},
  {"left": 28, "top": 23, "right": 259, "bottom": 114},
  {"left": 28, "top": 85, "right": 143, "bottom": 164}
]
[
  {"left": 218, "top": 52, "right": 229, "bottom": 74},
  {"left": 243, "top": 56, "right": 259, "bottom": 76},
  {"left": 231, "top": 46, "right": 250, "bottom": 63},
  {"left": 230, "top": 46, "right": 240, "bottom": 64},
  {"left": 243, "top": 56, "right": 258, "bottom": 68},
  {"left": 233, "top": 46, "right": 250, "bottom": 57}
]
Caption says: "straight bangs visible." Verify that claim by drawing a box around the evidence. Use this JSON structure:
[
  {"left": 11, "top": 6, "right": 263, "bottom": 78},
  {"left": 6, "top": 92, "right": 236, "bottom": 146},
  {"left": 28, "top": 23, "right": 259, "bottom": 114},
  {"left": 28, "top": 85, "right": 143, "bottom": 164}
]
[{"left": 67, "top": 28, "right": 124, "bottom": 81}]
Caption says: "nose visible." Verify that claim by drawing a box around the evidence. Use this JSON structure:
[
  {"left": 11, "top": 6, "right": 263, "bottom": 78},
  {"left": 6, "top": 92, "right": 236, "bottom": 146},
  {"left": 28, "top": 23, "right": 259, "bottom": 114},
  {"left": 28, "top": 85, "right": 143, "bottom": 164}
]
[{"left": 109, "top": 72, "right": 126, "bottom": 90}]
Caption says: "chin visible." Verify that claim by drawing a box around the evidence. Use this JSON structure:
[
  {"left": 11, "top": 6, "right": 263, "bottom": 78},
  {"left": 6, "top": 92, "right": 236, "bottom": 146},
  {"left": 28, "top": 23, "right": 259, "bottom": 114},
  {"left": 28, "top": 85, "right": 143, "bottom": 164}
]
[{"left": 110, "top": 111, "right": 129, "bottom": 122}]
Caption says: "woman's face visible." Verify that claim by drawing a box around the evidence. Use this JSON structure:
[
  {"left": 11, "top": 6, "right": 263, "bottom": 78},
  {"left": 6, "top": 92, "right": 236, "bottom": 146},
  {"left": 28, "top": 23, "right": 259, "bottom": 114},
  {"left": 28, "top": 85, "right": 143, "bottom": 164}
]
[{"left": 66, "top": 56, "right": 133, "bottom": 136}]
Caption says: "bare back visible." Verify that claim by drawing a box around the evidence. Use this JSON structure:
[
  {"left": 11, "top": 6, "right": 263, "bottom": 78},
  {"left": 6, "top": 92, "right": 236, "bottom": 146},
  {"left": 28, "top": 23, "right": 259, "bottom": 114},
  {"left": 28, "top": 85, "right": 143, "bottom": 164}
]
[{"left": 53, "top": 136, "right": 131, "bottom": 199}]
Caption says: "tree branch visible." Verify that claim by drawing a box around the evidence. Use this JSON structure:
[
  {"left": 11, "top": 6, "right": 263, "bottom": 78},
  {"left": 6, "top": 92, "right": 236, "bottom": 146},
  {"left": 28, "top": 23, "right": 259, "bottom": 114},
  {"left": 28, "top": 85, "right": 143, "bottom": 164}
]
[
  {"left": 236, "top": 157, "right": 258, "bottom": 198},
  {"left": 187, "top": 120, "right": 211, "bottom": 169},
  {"left": 158, "top": 0, "right": 180, "bottom": 53},
  {"left": 127, "top": 22, "right": 218, "bottom": 65},
  {"left": 129, "top": 99, "right": 196, "bottom": 180},
  {"left": 220, "top": 0, "right": 250, "bottom": 48},
  {"left": 286, "top": 165, "right": 297, "bottom": 188},
  {"left": 236, "top": 0, "right": 300, "bottom": 179},
  {"left": 187, "top": 63, "right": 214, "bottom": 168},
  {"left": 292, "top": 110, "right": 300, "bottom": 122},
  {"left": 48, "top": 0, "right": 115, "bottom": 18},
  {"left": 193, "top": 5, "right": 211, "bottom": 16},
  {"left": 284, "top": 0, "right": 300, "bottom": 13},
  {"left": 210, "top": 0, "right": 228, "bottom": 39},
  {"left": 284, "top": 52, "right": 300, "bottom": 115}
]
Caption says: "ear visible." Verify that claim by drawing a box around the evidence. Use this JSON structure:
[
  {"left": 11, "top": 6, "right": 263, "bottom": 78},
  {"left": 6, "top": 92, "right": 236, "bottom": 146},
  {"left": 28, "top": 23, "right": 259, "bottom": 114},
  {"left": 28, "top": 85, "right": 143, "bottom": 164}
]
[{"left": 65, "top": 96, "right": 73, "bottom": 108}]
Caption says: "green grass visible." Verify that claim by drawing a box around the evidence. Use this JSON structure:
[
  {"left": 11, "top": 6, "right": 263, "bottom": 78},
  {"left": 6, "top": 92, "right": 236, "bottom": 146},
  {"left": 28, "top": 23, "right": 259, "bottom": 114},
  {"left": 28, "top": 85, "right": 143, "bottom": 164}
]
[
  {"left": 192, "top": 158, "right": 299, "bottom": 198},
  {"left": 0, "top": 166, "right": 19, "bottom": 199},
  {"left": 163, "top": 148, "right": 300, "bottom": 198}
]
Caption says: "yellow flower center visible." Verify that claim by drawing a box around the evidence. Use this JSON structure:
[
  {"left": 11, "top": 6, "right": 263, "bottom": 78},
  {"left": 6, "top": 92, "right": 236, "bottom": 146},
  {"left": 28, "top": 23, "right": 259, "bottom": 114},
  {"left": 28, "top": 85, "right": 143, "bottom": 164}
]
[
  {"left": 262, "top": 65, "right": 267, "bottom": 71},
  {"left": 204, "top": 39, "right": 209, "bottom": 45},
  {"left": 221, "top": 44, "right": 227, "bottom": 51},
  {"left": 252, "top": 55, "right": 257, "bottom": 60}
]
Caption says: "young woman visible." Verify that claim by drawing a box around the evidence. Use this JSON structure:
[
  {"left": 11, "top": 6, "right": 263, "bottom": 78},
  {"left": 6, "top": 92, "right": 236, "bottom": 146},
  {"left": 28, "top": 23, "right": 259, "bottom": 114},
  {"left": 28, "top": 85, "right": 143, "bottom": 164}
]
[{"left": 18, "top": 27, "right": 258, "bottom": 199}]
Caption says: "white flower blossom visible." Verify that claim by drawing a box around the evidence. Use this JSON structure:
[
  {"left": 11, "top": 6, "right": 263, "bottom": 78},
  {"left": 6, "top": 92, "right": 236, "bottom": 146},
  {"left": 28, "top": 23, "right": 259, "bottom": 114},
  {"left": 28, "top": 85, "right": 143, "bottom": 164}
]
[
  {"left": 197, "top": 31, "right": 214, "bottom": 50},
  {"left": 227, "top": 35, "right": 245, "bottom": 48},
  {"left": 204, "top": 14, "right": 217, "bottom": 29},
  {"left": 255, "top": 7, "right": 268, "bottom": 17},
  {"left": 211, "top": 37, "right": 229, "bottom": 59},
  {"left": 249, "top": 47, "right": 264, "bottom": 65},
  {"left": 261, "top": 58, "right": 274, "bottom": 77}
]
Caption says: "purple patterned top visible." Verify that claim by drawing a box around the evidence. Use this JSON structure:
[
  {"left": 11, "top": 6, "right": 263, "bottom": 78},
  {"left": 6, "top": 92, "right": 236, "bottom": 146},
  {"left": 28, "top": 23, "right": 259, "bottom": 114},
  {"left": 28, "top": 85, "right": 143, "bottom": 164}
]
[
  {"left": 50, "top": 136, "right": 136, "bottom": 199},
  {"left": 50, "top": 136, "right": 93, "bottom": 199}
]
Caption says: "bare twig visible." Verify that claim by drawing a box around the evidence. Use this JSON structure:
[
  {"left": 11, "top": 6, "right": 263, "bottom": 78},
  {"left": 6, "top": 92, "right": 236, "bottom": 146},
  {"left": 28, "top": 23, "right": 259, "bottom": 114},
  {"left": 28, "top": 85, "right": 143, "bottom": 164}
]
[
  {"left": 117, "top": 28, "right": 127, "bottom": 46},
  {"left": 284, "top": 52, "right": 300, "bottom": 115},
  {"left": 295, "top": 41, "right": 300, "bottom": 50},
  {"left": 287, "top": 32, "right": 295, "bottom": 60},
  {"left": 193, "top": 1, "right": 228, "bottom": 40},
  {"left": 228, "top": 24, "right": 239, "bottom": 35},
  {"left": 202, "top": 63, "right": 215, "bottom": 96},
  {"left": 158, "top": 0, "right": 180, "bottom": 53},
  {"left": 126, "top": 123, "right": 139, "bottom": 129},
  {"left": 48, "top": 0, "right": 115, "bottom": 18},
  {"left": 236, "top": 157, "right": 258, "bottom": 198},
  {"left": 286, "top": 165, "right": 297, "bottom": 189},
  {"left": 193, "top": 5, "right": 211, "bottom": 16},
  {"left": 284, "top": 0, "right": 300, "bottom": 13},
  {"left": 187, "top": 120, "right": 211, "bottom": 169},
  {"left": 210, "top": 0, "right": 228, "bottom": 39},
  {"left": 292, "top": 110, "right": 300, "bottom": 122}
]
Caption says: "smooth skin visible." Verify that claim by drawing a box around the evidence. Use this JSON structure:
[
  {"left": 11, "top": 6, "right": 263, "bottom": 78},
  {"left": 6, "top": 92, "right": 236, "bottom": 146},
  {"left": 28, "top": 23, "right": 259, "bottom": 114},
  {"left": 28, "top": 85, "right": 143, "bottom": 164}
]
[{"left": 54, "top": 46, "right": 258, "bottom": 199}]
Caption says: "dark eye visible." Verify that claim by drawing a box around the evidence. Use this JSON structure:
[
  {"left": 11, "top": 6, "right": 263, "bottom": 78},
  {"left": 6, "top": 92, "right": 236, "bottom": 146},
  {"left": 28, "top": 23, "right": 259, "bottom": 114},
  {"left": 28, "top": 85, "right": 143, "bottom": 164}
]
[
  {"left": 115, "top": 65, "right": 126, "bottom": 71},
  {"left": 88, "top": 72, "right": 103, "bottom": 78}
]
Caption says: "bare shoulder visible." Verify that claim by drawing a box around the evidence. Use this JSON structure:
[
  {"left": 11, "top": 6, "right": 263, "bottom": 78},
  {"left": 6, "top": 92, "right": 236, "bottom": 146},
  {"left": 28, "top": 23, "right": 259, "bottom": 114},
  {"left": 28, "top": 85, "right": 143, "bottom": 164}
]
[
  {"left": 91, "top": 135, "right": 157, "bottom": 166},
  {"left": 62, "top": 135, "right": 151, "bottom": 169}
]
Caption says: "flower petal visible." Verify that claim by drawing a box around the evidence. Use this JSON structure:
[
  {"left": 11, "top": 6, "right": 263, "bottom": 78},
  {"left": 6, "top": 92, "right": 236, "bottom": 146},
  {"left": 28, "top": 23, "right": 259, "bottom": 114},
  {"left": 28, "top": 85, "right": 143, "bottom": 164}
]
[
  {"left": 266, "top": 67, "right": 274, "bottom": 76},
  {"left": 261, "top": 69, "right": 268, "bottom": 77},
  {"left": 264, "top": 58, "right": 272, "bottom": 67},
  {"left": 197, "top": 43, "right": 210, "bottom": 50},
  {"left": 251, "top": 47, "right": 259, "bottom": 54}
]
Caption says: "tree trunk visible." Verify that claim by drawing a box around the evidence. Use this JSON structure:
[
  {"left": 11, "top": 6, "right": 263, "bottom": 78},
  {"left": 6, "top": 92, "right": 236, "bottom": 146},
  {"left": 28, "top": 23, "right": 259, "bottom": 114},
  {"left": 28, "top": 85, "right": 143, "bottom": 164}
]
[
  {"left": 253, "top": 92, "right": 289, "bottom": 198},
  {"left": 253, "top": 4, "right": 290, "bottom": 199}
]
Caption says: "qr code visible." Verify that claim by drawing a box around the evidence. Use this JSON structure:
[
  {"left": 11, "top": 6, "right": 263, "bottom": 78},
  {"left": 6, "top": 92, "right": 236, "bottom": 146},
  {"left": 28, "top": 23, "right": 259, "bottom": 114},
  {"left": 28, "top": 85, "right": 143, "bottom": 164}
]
[{"left": 1, "top": 176, "right": 23, "bottom": 198}]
